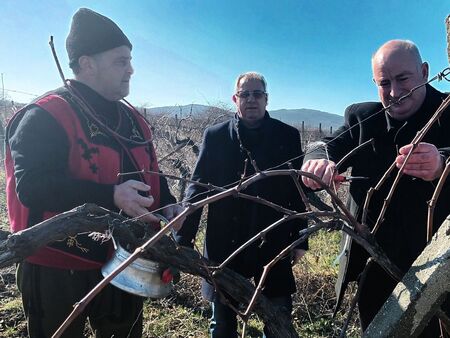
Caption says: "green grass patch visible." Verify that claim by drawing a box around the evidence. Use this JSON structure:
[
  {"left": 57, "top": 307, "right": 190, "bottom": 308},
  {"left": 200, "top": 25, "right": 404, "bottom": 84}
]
[{"left": 0, "top": 298, "right": 22, "bottom": 312}]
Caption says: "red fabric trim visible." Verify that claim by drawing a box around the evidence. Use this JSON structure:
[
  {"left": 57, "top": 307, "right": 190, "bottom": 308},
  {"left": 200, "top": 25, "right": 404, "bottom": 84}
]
[
  {"left": 26, "top": 247, "right": 103, "bottom": 270},
  {"left": 5, "top": 147, "right": 29, "bottom": 233},
  {"left": 5, "top": 92, "right": 161, "bottom": 270}
]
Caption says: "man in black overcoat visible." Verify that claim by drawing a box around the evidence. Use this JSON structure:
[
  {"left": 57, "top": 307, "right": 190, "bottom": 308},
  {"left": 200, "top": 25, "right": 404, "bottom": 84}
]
[
  {"left": 302, "top": 40, "right": 450, "bottom": 336},
  {"left": 175, "top": 72, "right": 308, "bottom": 337}
]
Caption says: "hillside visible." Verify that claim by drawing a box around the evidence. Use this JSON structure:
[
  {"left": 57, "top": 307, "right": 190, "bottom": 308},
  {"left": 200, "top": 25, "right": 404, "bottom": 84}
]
[
  {"left": 147, "top": 104, "right": 344, "bottom": 130},
  {"left": 2, "top": 99, "right": 344, "bottom": 131},
  {"left": 147, "top": 104, "right": 215, "bottom": 116},
  {"left": 269, "top": 108, "right": 343, "bottom": 130}
]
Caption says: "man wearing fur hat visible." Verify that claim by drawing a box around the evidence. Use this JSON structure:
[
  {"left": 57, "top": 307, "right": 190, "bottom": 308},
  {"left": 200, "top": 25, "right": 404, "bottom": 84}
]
[{"left": 5, "top": 8, "right": 181, "bottom": 337}]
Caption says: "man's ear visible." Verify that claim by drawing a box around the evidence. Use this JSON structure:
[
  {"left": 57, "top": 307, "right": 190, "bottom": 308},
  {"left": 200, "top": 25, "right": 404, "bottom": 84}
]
[
  {"left": 78, "top": 55, "right": 95, "bottom": 75},
  {"left": 232, "top": 94, "right": 237, "bottom": 104},
  {"left": 421, "top": 62, "right": 429, "bottom": 80}
]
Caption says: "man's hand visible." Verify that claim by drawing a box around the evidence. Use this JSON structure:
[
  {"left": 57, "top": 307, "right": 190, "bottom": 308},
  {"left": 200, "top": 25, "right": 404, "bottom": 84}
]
[
  {"left": 291, "top": 249, "right": 306, "bottom": 265},
  {"left": 396, "top": 143, "right": 444, "bottom": 181},
  {"left": 162, "top": 204, "right": 185, "bottom": 231},
  {"left": 301, "top": 159, "right": 337, "bottom": 190},
  {"left": 113, "top": 180, "right": 159, "bottom": 223}
]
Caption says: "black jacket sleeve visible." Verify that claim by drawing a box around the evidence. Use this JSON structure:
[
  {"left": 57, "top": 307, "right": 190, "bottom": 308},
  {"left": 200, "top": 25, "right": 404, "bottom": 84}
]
[
  {"left": 174, "top": 129, "right": 210, "bottom": 247},
  {"left": 159, "top": 174, "right": 177, "bottom": 206},
  {"left": 287, "top": 127, "right": 309, "bottom": 250}
]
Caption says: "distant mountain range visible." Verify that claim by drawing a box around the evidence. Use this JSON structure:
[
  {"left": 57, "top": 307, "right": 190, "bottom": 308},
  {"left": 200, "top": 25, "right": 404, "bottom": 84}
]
[
  {"left": 146, "top": 104, "right": 216, "bottom": 116},
  {"left": 269, "top": 108, "right": 343, "bottom": 130},
  {"left": 147, "top": 104, "right": 344, "bottom": 130}
]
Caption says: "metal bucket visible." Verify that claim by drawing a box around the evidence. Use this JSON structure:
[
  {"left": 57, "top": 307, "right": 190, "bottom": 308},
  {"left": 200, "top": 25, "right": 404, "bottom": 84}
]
[{"left": 101, "top": 243, "right": 173, "bottom": 298}]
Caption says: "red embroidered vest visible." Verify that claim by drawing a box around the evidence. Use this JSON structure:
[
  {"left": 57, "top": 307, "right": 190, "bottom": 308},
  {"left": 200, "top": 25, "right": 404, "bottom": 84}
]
[{"left": 5, "top": 92, "right": 160, "bottom": 269}]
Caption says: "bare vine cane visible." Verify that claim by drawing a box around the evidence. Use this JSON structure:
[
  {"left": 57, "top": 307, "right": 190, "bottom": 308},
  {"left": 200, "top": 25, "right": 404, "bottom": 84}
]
[
  {"left": 269, "top": 68, "right": 450, "bottom": 182},
  {"left": 219, "top": 212, "right": 334, "bottom": 270},
  {"left": 121, "top": 169, "right": 306, "bottom": 217},
  {"left": 338, "top": 258, "right": 374, "bottom": 338},
  {"left": 427, "top": 159, "right": 450, "bottom": 242},
  {"left": 51, "top": 208, "right": 188, "bottom": 337},
  {"left": 215, "top": 169, "right": 402, "bottom": 282},
  {"left": 241, "top": 323, "right": 248, "bottom": 338},
  {"left": 198, "top": 258, "right": 243, "bottom": 324},
  {"left": 239, "top": 215, "right": 400, "bottom": 338},
  {"left": 234, "top": 118, "right": 261, "bottom": 173},
  {"left": 288, "top": 162, "right": 312, "bottom": 211},
  {"left": 240, "top": 219, "right": 329, "bottom": 323},
  {"left": 356, "top": 69, "right": 450, "bottom": 227},
  {"left": 437, "top": 308, "right": 450, "bottom": 338},
  {"left": 350, "top": 68, "right": 450, "bottom": 230},
  {"left": 237, "top": 158, "right": 250, "bottom": 190},
  {"left": 126, "top": 168, "right": 402, "bottom": 329},
  {"left": 212, "top": 170, "right": 354, "bottom": 270},
  {"left": 88, "top": 172, "right": 401, "bottom": 337},
  {"left": 49, "top": 36, "right": 68, "bottom": 85},
  {"left": 112, "top": 170, "right": 402, "bottom": 336},
  {"left": 214, "top": 173, "right": 401, "bottom": 336},
  {"left": 5, "top": 168, "right": 400, "bottom": 337},
  {"left": 371, "top": 90, "right": 450, "bottom": 234},
  {"left": 357, "top": 68, "right": 450, "bottom": 336},
  {"left": 425, "top": 60, "right": 450, "bottom": 338},
  {"left": 335, "top": 138, "right": 375, "bottom": 171},
  {"left": 334, "top": 138, "right": 376, "bottom": 225},
  {"left": 0, "top": 202, "right": 302, "bottom": 336}
]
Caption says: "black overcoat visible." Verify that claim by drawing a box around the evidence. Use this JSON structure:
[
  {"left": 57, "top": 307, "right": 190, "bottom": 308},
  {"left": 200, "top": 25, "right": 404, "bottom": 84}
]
[
  {"left": 304, "top": 85, "right": 450, "bottom": 322},
  {"left": 176, "top": 113, "right": 307, "bottom": 300}
]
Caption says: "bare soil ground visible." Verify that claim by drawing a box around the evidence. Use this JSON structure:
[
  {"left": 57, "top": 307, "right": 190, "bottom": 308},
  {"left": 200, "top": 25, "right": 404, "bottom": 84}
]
[{"left": 0, "top": 266, "right": 27, "bottom": 337}]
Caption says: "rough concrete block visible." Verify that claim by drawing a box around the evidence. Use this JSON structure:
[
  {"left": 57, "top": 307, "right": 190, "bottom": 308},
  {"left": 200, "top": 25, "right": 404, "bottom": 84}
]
[{"left": 364, "top": 216, "right": 450, "bottom": 337}]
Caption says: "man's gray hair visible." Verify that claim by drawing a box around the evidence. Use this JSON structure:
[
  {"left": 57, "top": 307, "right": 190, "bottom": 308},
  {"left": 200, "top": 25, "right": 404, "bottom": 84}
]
[{"left": 234, "top": 72, "right": 267, "bottom": 93}]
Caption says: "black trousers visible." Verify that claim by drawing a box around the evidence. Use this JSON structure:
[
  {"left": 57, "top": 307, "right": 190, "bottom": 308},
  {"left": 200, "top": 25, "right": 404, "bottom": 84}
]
[{"left": 16, "top": 261, "right": 143, "bottom": 338}]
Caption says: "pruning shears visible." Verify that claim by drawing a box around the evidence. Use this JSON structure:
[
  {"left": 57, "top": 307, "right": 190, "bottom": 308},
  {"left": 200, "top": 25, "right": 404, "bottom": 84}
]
[{"left": 334, "top": 175, "right": 369, "bottom": 182}]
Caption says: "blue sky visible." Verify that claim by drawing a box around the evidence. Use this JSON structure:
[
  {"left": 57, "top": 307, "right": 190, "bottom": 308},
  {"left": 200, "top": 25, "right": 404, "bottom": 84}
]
[{"left": 1, "top": 0, "right": 449, "bottom": 115}]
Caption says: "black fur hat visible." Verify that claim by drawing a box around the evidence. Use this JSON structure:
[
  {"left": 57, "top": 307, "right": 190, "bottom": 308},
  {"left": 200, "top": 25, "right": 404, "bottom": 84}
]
[{"left": 66, "top": 8, "right": 132, "bottom": 68}]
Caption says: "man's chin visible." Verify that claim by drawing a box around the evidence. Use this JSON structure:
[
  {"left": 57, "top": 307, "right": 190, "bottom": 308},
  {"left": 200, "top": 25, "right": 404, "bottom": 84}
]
[
  {"left": 120, "top": 88, "right": 130, "bottom": 98},
  {"left": 242, "top": 116, "right": 264, "bottom": 128},
  {"left": 387, "top": 107, "right": 412, "bottom": 121}
]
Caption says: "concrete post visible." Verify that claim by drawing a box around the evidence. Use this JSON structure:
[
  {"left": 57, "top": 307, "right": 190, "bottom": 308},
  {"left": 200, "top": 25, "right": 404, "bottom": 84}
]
[{"left": 364, "top": 216, "right": 450, "bottom": 337}]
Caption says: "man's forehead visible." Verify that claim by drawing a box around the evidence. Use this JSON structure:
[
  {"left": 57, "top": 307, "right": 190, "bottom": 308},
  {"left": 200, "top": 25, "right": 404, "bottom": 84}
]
[
  {"left": 373, "top": 55, "right": 418, "bottom": 78},
  {"left": 238, "top": 78, "right": 264, "bottom": 89},
  {"left": 374, "top": 66, "right": 415, "bottom": 78},
  {"left": 374, "top": 48, "right": 417, "bottom": 67}
]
